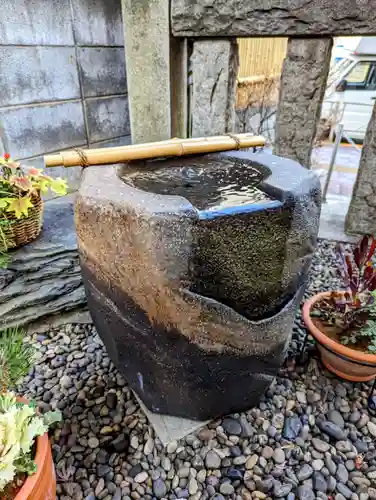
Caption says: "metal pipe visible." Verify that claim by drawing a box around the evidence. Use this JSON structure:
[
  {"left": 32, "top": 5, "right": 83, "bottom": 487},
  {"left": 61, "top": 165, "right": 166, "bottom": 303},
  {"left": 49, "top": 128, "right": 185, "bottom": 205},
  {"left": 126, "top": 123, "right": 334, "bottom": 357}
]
[
  {"left": 322, "top": 123, "right": 344, "bottom": 203},
  {"left": 341, "top": 131, "right": 362, "bottom": 154}
]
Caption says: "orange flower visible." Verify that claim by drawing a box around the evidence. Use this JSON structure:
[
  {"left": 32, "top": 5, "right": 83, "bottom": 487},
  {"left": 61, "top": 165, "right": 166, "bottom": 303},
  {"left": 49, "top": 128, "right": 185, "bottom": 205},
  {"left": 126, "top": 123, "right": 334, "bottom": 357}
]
[
  {"left": 3, "top": 153, "right": 10, "bottom": 160},
  {"left": 9, "top": 175, "right": 32, "bottom": 191}
]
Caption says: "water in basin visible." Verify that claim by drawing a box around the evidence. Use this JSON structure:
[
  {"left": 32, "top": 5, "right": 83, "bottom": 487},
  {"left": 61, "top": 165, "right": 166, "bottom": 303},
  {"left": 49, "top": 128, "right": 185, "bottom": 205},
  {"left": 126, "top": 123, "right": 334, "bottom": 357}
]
[{"left": 121, "top": 156, "right": 279, "bottom": 216}]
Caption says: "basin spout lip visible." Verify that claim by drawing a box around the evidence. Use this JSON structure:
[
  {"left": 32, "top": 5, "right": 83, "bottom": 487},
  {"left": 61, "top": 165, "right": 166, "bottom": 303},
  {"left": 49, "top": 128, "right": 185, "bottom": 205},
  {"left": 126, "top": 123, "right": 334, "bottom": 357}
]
[{"left": 198, "top": 199, "right": 282, "bottom": 220}]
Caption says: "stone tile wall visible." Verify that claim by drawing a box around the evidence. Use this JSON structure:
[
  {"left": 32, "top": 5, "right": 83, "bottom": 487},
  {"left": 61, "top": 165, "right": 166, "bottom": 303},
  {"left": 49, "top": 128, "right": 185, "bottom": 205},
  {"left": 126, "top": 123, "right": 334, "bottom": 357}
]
[{"left": 0, "top": 0, "right": 130, "bottom": 193}]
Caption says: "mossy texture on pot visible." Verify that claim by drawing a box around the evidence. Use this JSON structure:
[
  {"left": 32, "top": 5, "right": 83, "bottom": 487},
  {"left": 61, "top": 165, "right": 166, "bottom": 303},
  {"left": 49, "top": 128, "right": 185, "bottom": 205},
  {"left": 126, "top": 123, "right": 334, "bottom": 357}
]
[{"left": 76, "top": 150, "right": 321, "bottom": 419}]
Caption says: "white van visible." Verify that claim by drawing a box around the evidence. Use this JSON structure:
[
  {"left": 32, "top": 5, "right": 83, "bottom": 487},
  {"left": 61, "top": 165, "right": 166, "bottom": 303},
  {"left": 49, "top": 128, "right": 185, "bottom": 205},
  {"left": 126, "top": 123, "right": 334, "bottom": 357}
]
[{"left": 321, "top": 38, "right": 376, "bottom": 141}]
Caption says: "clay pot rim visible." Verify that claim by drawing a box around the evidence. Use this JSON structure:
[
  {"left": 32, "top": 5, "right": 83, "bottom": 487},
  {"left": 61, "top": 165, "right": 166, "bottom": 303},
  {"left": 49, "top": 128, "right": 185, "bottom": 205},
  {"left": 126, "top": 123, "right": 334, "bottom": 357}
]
[
  {"left": 302, "top": 291, "right": 376, "bottom": 364},
  {"left": 14, "top": 398, "right": 49, "bottom": 500}
]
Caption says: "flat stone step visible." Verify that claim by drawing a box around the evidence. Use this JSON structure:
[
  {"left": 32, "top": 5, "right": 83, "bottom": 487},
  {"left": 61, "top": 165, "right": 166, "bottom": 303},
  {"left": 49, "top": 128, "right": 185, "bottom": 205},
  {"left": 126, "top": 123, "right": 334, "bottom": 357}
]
[{"left": 0, "top": 195, "right": 90, "bottom": 330}]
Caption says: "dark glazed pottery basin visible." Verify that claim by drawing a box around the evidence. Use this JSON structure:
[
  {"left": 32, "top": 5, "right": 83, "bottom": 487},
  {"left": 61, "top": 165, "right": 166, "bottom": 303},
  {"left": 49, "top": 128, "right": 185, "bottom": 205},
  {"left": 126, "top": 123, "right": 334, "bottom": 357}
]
[{"left": 75, "top": 150, "right": 321, "bottom": 420}]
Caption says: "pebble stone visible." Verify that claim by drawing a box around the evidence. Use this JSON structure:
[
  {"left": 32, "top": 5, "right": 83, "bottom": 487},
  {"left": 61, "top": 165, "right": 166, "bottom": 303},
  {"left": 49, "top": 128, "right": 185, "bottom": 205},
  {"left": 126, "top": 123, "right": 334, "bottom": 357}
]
[
  {"left": 87, "top": 437, "right": 99, "bottom": 449},
  {"left": 312, "top": 459, "right": 325, "bottom": 471},
  {"left": 134, "top": 471, "right": 148, "bottom": 483},
  {"left": 298, "top": 485, "right": 315, "bottom": 500},
  {"left": 219, "top": 482, "right": 234, "bottom": 495},
  {"left": 312, "top": 438, "right": 330, "bottom": 453},
  {"left": 153, "top": 478, "right": 167, "bottom": 499},
  {"left": 273, "top": 448, "right": 285, "bottom": 464},
  {"left": 318, "top": 420, "right": 346, "bottom": 441},
  {"left": 222, "top": 418, "right": 242, "bottom": 436},
  {"left": 297, "top": 464, "right": 313, "bottom": 481},
  {"left": 205, "top": 450, "right": 221, "bottom": 469},
  {"left": 328, "top": 410, "right": 345, "bottom": 429},
  {"left": 367, "top": 421, "right": 376, "bottom": 437}
]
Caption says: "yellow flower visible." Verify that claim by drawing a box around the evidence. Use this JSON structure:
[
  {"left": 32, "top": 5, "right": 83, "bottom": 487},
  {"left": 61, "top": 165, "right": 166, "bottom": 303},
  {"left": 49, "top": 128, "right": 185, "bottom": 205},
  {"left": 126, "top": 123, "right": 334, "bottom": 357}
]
[
  {"left": 50, "top": 178, "right": 68, "bottom": 196},
  {"left": 5, "top": 197, "right": 34, "bottom": 219}
]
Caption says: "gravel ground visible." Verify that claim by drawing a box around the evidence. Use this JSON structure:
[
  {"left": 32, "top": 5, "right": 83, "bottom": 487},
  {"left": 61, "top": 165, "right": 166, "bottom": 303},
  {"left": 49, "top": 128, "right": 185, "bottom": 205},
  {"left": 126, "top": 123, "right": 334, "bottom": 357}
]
[{"left": 19, "top": 240, "right": 376, "bottom": 500}]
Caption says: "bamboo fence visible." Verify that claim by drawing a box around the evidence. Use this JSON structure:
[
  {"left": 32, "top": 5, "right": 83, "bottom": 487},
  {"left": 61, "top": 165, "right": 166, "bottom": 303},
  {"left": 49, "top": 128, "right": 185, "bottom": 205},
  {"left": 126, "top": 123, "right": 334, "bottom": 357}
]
[
  {"left": 237, "top": 38, "right": 288, "bottom": 79},
  {"left": 236, "top": 38, "right": 288, "bottom": 109}
]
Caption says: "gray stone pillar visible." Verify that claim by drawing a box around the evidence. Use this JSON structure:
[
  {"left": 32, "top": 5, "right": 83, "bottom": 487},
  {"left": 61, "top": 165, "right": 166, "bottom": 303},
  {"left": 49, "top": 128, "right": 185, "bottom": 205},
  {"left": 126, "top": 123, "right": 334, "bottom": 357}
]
[
  {"left": 274, "top": 37, "right": 332, "bottom": 168},
  {"left": 121, "top": 0, "right": 171, "bottom": 143},
  {"left": 190, "top": 39, "right": 239, "bottom": 137},
  {"left": 346, "top": 103, "right": 376, "bottom": 235}
]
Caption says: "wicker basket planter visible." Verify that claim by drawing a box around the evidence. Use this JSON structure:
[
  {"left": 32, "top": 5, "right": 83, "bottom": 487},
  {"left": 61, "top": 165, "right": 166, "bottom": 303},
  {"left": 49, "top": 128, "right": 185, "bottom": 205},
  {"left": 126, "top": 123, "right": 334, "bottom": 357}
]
[{"left": 0, "top": 192, "right": 43, "bottom": 250}]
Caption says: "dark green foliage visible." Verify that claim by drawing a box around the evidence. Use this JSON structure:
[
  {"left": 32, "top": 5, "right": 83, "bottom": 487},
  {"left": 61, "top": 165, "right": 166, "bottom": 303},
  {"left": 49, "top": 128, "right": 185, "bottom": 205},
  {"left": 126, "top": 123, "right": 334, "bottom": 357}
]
[
  {"left": 0, "top": 219, "right": 13, "bottom": 268},
  {"left": 0, "top": 327, "right": 35, "bottom": 390},
  {"left": 14, "top": 452, "right": 37, "bottom": 475},
  {"left": 359, "top": 319, "right": 376, "bottom": 354}
]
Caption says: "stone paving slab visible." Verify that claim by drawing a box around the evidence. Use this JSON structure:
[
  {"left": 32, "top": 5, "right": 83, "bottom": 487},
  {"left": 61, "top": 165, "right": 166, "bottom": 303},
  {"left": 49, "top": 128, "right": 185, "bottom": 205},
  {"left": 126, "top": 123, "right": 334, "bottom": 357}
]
[
  {"left": 319, "top": 194, "right": 358, "bottom": 244},
  {"left": 312, "top": 143, "right": 361, "bottom": 169},
  {"left": 134, "top": 393, "right": 210, "bottom": 447}
]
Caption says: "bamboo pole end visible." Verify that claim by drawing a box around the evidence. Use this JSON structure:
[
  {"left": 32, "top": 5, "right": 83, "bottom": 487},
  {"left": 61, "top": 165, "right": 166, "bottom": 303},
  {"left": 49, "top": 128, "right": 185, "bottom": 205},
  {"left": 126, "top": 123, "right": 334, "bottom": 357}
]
[{"left": 44, "top": 153, "right": 64, "bottom": 168}]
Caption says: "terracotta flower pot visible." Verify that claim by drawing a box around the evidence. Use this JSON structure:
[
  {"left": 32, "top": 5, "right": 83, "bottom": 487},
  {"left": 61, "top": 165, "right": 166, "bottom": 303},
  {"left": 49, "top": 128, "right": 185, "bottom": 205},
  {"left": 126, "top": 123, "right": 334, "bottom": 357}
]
[
  {"left": 302, "top": 291, "right": 376, "bottom": 382},
  {"left": 14, "top": 398, "right": 56, "bottom": 500}
]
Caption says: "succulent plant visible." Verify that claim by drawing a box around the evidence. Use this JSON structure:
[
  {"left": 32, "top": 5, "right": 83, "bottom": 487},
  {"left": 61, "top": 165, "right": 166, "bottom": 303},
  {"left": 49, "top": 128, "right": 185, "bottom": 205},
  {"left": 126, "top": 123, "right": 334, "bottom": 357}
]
[{"left": 0, "top": 393, "right": 61, "bottom": 491}]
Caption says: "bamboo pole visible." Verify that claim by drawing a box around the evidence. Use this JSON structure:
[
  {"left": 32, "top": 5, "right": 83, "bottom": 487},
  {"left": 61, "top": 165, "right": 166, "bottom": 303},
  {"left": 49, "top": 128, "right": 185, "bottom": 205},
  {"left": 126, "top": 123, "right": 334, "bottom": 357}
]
[
  {"left": 44, "top": 133, "right": 265, "bottom": 168},
  {"left": 237, "top": 75, "right": 279, "bottom": 85}
]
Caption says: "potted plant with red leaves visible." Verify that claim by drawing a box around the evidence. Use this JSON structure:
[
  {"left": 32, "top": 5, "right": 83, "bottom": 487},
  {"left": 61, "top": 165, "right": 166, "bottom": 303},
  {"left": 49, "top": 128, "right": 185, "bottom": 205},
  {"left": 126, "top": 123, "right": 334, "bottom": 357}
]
[
  {"left": 0, "top": 153, "right": 67, "bottom": 265},
  {"left": 302, "top": 235, "right": 376, "bottom": 381}
]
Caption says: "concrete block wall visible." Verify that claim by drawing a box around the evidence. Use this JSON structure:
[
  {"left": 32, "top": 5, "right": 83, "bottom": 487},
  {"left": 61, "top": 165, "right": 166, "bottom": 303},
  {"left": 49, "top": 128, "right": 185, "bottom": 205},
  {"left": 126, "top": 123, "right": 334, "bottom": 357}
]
[{"left": 0, "top": 0, "right": 130, "bottom": 192}]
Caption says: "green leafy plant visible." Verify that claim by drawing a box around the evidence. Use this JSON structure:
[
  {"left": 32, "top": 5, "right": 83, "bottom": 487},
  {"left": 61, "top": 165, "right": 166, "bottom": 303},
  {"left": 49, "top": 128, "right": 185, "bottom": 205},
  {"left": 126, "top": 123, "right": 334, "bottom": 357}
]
[
  {"left": 359, "top": 319, "right": 376, "bottom": 353},
  {"left": 0, "top": 220, "right": 12, "bottom": 268},
  {"left": 0, "top": 327, "right": 61, "bottom": 493},
  {"left": 0, "top": 327, "right": 35, "bottom": 392},
  {"left": 313, "top": 235, "right": 376, "bottom": 353},
  {"left": 0, "top": 251, "right": 11, "bottom": 269}
]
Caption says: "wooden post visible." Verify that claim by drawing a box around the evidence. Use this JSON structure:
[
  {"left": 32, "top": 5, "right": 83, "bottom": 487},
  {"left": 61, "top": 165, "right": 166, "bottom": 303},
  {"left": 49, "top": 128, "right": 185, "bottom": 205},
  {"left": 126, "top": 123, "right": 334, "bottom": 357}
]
[
  {"left": 170, "top": 38, "right": 189, "bottom": 139},
  {"left": 121, "top": 0, "right": 171, "bottom": 144},
  {"left": 190, "top": 39, "right": 239, "bottom": 137},
  {"left": 274, "top": 37, "right": 332, "bottom": 168},
  {"left": 346, "top": 102, "right": 376, "bottom": 235}
]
